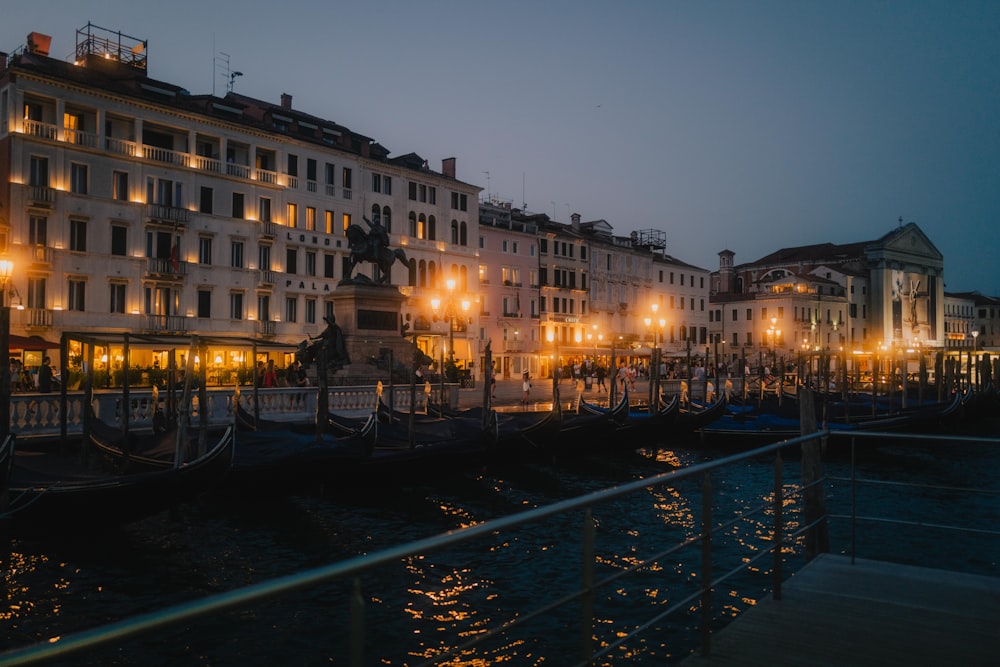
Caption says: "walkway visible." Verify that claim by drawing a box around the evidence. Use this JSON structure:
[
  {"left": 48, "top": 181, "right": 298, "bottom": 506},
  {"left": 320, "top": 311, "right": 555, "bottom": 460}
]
[{"left": 680, "top": 554, "right": 1000, "bottom": 666}]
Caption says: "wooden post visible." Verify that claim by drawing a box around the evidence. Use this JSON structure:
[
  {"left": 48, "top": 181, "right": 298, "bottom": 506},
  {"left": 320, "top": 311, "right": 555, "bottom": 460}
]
[{"left": 799, "top": 385, "right": 829, "bottom": 560}]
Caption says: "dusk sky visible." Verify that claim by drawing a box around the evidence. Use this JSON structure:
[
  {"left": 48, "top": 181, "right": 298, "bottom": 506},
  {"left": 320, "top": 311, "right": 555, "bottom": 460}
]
[{"left": 6, "top": 1, "right": 999, "bottom": 295}]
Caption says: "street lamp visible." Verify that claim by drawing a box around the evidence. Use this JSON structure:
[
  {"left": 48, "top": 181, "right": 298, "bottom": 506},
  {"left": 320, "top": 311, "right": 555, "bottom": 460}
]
[
  {"left": 1, "top": 259, "right": 13, "bottom": 439},
  {"left": 971, "top": 327, "right": 979, "bottom": 354},
  {"left": 430, "top": 278, "right": 470, "bottom": 368},
  {"left": 766, "top": 317, "right": 781, "bottom": 369}
]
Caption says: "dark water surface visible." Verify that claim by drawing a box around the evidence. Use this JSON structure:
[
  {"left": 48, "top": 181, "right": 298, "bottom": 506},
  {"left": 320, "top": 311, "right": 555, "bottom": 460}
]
[{"left": 4, "top": 424, "right": 998, "bottom": 666}]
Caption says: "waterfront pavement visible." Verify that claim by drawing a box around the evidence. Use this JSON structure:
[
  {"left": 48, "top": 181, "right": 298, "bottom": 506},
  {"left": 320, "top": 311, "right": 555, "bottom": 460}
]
[{"left": 456, "top": 375, "right": 629, "bottom": 411}]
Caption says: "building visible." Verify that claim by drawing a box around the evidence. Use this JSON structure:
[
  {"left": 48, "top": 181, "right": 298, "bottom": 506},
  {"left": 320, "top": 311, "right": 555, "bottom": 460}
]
[{"left": 0, "top": 25, "right": 479, "bottom": 377}]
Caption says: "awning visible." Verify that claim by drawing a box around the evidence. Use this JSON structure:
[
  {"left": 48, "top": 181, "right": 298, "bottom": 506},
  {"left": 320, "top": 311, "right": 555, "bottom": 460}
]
[{"left": 8, "top": 334, "right": 59, "bottom": 350}]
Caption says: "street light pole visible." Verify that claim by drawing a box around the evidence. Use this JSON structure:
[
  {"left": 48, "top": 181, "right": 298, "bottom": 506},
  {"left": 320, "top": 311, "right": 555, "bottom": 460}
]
[{"left": 0, "top": 259, "right": 13, "bottom": 440}]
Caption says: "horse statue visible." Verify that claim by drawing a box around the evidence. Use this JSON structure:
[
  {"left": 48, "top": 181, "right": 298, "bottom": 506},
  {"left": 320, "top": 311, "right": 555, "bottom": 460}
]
[{"left": 345, "top": 216, "right": 409, "bottom": 285}]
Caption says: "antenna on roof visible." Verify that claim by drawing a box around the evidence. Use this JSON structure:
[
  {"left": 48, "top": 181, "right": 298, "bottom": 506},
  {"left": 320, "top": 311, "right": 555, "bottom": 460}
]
[
  {"left": 482, "top": 171, "right": 490, "bottom": 202},
  {"left": 214, "top": 51, "right": 242, "bottom": 95}
]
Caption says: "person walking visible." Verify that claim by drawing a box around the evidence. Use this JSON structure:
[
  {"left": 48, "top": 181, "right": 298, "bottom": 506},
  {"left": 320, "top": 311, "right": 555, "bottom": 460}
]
[
  {"left": 521, "top": 371, "right": 531, "bottom": 405},
  {"left": 38, "top": 356, "right": 53, "bottom": 393},
  {"left": 595, "top": 364, "right": 607, "bottom": 392}
]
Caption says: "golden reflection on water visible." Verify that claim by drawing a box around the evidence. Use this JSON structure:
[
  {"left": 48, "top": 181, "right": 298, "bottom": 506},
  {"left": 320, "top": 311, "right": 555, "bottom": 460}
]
[{"left": 1, "top": 549, "right": 60, "bottom": 624}]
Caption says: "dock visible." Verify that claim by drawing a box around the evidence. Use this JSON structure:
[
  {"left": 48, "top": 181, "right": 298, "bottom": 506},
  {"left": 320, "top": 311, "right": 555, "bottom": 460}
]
[{"left": 680, "top": 553, "right": 1000, "bottom": 666}]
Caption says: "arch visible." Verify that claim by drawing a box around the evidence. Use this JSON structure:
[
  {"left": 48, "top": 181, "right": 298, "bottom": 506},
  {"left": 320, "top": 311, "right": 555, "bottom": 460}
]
[
  {"left": 459, "top": 264, "right": 468, "bottom": 291},
  {"left": 407, "top": 258, "right": 417, "bottom": 286},
  {"left": 428, "top": 261, "right": 438, "bottom": 289},
  {"left": 408, "top": 211, "right": 417, "bottom": 237},
  {"left": 370, "top": 203, "right": 381, "bottom": 223},
  {"left": 418, "top": 259, "right": 427, "bottom": 287},
  {"left": 451, "top": 220, "right": 459, "bottom": 244},
  {"left": 428, "top": 215, "right": 436, "bottom": 240},
  {"left": 459, "top": 221, "right": 468, "bottom": 246}
]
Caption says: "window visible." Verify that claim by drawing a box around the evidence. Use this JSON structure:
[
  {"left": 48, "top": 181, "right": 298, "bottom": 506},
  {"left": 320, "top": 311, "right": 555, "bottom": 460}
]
[
  {"left": 109, "top": 283, "right": 126, "bottom": 314},
  {"left": 27, "top": 277, "right": 46, "bottom": 309},
  {"left": 197, "top": 289, "right": 211, "bottom": 318},
  {"left": 306, "top": 251, "right": 316, "bottom": 276},
  {"left": 325, "top": 210, "right": 335, "bottom": 234},
  {"left": 68, "top": 278, "right": 86, "bottom": 311},
  {"left": 113, "top": 171, "right": 129, "bottom": 201},
  {"left": 111, "top": 225, "right": 127, "bottom": 256},
  {"left": 198, "top": 237, "right": 213, "bottom": 265},
  {"left": 231, "top": 240, "right": 244, "bottom": 268},
  {"left": 286, "top": 247, "right": 298, "bottom": 274},
  {"left": 29, "top": 215, "right": 47, "bottom": 245},
  {"left": 257, "top": 294, "right": 270, "bottom": 322},
  {"left": 307, "top": 159, "right": 317, "bottom": 182},
  {"left": 146, "top": 176, "right": 181, "bottom": 207},
  {"left": 746, "top": 308, "right": 752, "bottom": 321},
  {"left": 199, "top": 186, "right": 213, "bottom": 214},
  {"left": 258, "top": 245, "right": 271, "bottom": 271},
  {"left": 287, "top": 154, "right": 298, "bottom": 177},
  {"left": 70, "top": 163, "right": 88, "bottom": 194},
  {"left": 305, "top": 298, "right": 317, "bottom": 324},
  {"left": 324, "top": 254, "right": 335, "bottom": 279},
  {"left": 342, "top": 213, "right": 351, "bottom": 234},
  {"left": 232, "top": 192, "right": 245, "bottom": 219},
  {"left": 70, "top": 219, "right": 87, "bottom": 252},
  {"left": 285, "top": 296, "right": 297, "bottom": 323},
  {"left": 287, "top": 202, "right": 298, "bottom": 228},
  {"left": 306, "top": 206, "right": 316, "bottom": 231},
  {"left": 259, "top": 197, "right": 271, "bottom": 222},
  {"left": 342, "top": 167, "right": 352, "bottom": 190},
  {"left": 325, "top": 162, "right": 335, "bottom": 185},
  {"left": 29, "top": 156, "right": 49, "bottom": 186},
  {"left": 230, "top": 292, "right": 244, "bottom": 320}
]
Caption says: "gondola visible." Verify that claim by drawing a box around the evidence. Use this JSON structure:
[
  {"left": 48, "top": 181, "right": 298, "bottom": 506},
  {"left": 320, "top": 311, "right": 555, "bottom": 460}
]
[
  {"left": 2, "top": 427, "right": 234, "bottom": 536},
  {"left": 577, "top": 390, "right": 680, "bottom": 442}
]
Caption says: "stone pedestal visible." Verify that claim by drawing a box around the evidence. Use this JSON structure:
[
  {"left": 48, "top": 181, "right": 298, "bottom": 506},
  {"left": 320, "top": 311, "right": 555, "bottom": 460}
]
[{"left": 329, "top": 283, "right": 415, "bottom": 373}]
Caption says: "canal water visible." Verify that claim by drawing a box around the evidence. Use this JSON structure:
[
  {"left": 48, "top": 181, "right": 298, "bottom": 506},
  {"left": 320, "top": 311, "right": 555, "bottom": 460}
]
[{"left": 3, "top": 421, "right": 998, "bottom": 665}]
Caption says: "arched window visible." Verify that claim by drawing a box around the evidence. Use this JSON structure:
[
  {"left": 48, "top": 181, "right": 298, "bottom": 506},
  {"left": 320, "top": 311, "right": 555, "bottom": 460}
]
[
  {"left": 459, "top": 221, "right": 468, "bottom": 246},
  {"left": 382, "top": 206, "right": 392, "bottom": 233},
  {"left": 428, "top": 261, "right": 438, "bottom": 289},
  {"left": 451, "top": 220, "right": 459, "bottom": 244},
  {"left": 459, "top": 264, "right": 468, "bottom": 291},
  {"left": 408, "top": 211, "right": 417, "bottom": 237},
  {"left": 428, "top": 215, "right": 436, "bottom": 240},
  {"left": 370, "top": 204, "right": 381, "bottom": 223},
  {"left": 418, "top": 214, "right": 427, "bottom": 239},
  {"left": 407, "top": 258, "right": 416, "bottom": 286},
  {"left": 418, "top": 259, "right": 427, "bottom": 287}
]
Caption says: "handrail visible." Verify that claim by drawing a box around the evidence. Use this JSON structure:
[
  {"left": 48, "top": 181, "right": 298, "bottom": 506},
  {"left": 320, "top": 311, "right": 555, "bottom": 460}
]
[{"left": 1, "top": 428, "right": 996, "bottom": 665}]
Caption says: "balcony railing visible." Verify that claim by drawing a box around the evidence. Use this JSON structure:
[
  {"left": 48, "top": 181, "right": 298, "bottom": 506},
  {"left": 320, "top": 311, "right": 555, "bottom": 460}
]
[
  {"left": 342, "top": 188, "right": 353, "bottom": 200},
  {"left": 258, "top": 221, "right": 276, "bottom": 239},
  {"left": 64, "top": 128, "right": 98, "bottom": 148},
  {"left": 227, "top": 163, "right": 251, "bottom": 179},
  {"left": 255, "top": 320, "right": 276, "bottom": 336},
  {"left": 21, "top": 119, "right": 57, "bottom": 140},
  {"left": 192, "top": 155, "right": 222, "bottom": 173},
  {"left": 26, "top": 185, "right": 56, "bottom": 207},
  {"left": 146, "top": 203, "right": 190, "bottom": 225},
  {"left": 257, "top": 269, "right": 276, "bottom": 286},
  {"left": 27, "top": 245, "right": 53, "bottom": 264},
  {"left": 306, "top": 180, "right": 317, "bottom": 193},
  {"left": 105, "top": 136, "right": 137, "bottom": 157},
  {"left": 145, "top": 314, "right": 188, "bottom": 333},
  {"left": 255, "top": 168, "right": 279, "bottom": 185},
  {"left": 325, "top": 184, "right": 336, "bottom": 197},
  {"left": 26, "top": 308, "right": 52, "bottom": 328},
  {"left": 142, "top": 145, "right": 188, "bottom": 166},
  {"left": 285, "top": 175, "right": 298, "bottom": 189},
  {"left": 146, "top": 257, "right": 186, "bottom": 278}
]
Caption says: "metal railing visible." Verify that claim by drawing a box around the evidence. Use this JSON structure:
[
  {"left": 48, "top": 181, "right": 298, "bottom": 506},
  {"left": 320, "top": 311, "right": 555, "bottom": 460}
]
[{"left": 1, "top": 428, "right": 996, "bottom": 665}]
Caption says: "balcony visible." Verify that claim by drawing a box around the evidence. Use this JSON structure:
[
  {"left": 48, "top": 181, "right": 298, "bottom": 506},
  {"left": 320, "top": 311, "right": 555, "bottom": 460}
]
[
  {"left": 192, "top": 155, "right": 222, "bottom": 173},
  {"left": 27, "top": 245, "right": 53, "bottom": 265},
  {"left": 145, "top": 314, "right": 188, "bottom": 333},
  {"left": 227, "top": 162, "right": 252, "bottom": 179},
  {"left": 257, "top": 221, "right": 277, "bottom": 239},
  {"left": 255, "top": 168, "right": 279, "bottom": 185},
  {"left": 64, "top": 128, "right": 98, "bottom": 148},
  {"left": 105, "top": 136, "right": 137, "bottom": 157},
  {"left": 146, "top": 257, "right": 186, "bottom": 279},
  {"left": 285, "top": 175, "right": 298, "bottom": 189},
  {"left": 26, "top": 308, "right": 52, "bottom": 329},
  {"left": 255, "top": 320, "right": 276, "bottom": 336},
  {"left": 146, "top": 203, "right": 189, "bottom": 226},
  {"left": 257, "top": 269, "right": 276, "bottom": 287},
  {"left": 142, "top": 145, "right": 188, "bottom": 166},
  {"left": 21, "top": 119, "right": 57, "bottom": 140},
  {"left": 505, "top": 340, "right": 525, "bottom": 352},
  {"left": 342, "top": 188, "right": 353, "bottom": 200},
  {"left": 26, "top": 185, "right": 56, "bottom": 207}
]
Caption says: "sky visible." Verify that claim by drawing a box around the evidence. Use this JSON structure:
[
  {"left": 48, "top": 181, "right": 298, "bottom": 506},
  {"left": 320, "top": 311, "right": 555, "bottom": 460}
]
[{"left": 5, "top": 0, "right": 999, "bottom": 295}]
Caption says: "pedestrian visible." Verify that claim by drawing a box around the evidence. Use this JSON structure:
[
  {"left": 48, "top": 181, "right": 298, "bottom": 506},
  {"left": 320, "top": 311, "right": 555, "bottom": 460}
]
[
  {"left": 255, "top": 360, "right": 265, "bottom": 388},
  {"left": 38, "top": 356, "right": 53, "bottom": 393},
  {"left": 521, "top": 371, "right": 531, "bottom": 405},
  {"left": 595, "top": 364, "right": 607, "bottom": 392},
  {"left": 490, "top": 361, "right": 497, "bottom": 399},
  {"left": 263, "top": 359, "right": 278, "bottom": 388}
]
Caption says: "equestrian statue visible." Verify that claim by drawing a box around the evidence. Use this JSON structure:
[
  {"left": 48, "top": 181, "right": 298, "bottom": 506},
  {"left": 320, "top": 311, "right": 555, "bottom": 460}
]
[{"left": 344, "top": 216, "right": 409, "bottom": 285}]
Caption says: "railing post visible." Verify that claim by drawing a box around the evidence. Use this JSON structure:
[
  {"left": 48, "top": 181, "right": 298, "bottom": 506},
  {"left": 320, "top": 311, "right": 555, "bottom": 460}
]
[
  {"left": 850, "top": 435, "right": 857, "bottom": 565},
  {"left": 773, "top": 450, "right": 783, "bottom": 600},
  {"left": 581, "top": 506, "right": 595, "bottom": 664},
  {"left": 700, "top": 472, "right": 713, "bottom": 657},
  {"left": 350, "top": 576, "right": 365, "bottom": 667}
]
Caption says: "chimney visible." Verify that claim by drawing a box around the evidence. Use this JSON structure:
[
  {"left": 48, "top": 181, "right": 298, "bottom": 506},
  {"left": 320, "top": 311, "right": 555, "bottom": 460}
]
[
  {"left": 571, "top": 212, "right": 581, "bottom": 230},
  {"left": 27, "top": 32, "right": 52, "bottom": 57},
  {"left": 280, "top": 93, "right": 292, "bottom": 110},
  {"left": 442, "top": 157, "right": 456, "bottom": 179}
]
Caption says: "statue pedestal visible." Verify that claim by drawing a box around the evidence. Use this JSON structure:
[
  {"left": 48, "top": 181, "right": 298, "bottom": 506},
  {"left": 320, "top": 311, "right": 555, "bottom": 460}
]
[{"left": 330, "top": 283, "right": 415, "bottom": 376}]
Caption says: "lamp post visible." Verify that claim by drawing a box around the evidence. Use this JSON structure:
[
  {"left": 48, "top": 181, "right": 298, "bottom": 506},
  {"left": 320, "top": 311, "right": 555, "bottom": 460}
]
[
  {"left": 430, "top": 278, "right": 470, "bottom": 371},
  {"left": 971, "top": 327, "right": 980, "bottom": 388},
  {"left": 0, "top": 259, "right": 13, "bottom": 439}
]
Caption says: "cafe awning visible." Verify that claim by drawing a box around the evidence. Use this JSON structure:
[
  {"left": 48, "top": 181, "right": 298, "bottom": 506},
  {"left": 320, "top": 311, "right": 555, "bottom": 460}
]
[{"left": 8, "top": 334, "right": 59, "bottom": 351}]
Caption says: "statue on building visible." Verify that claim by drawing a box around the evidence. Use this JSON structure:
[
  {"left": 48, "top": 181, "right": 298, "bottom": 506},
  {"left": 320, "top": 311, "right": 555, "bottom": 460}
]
[{"left": 344, "top": 216, "right": 409, "bottom": 285}]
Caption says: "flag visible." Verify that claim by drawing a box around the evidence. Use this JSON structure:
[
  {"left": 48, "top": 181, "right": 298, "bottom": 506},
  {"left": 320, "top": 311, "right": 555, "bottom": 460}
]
[
  {"left": 169, "top": 240, "right": 179, "bottom": 272},
  {"left": 515, "top": 291, "right": 521, "bottom": 317}
]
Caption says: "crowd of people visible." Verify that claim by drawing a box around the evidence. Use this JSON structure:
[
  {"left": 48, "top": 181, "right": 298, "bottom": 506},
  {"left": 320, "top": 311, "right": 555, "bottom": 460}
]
[{"left": 8, "top": 356, "right": 54, "bottom": 393}]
